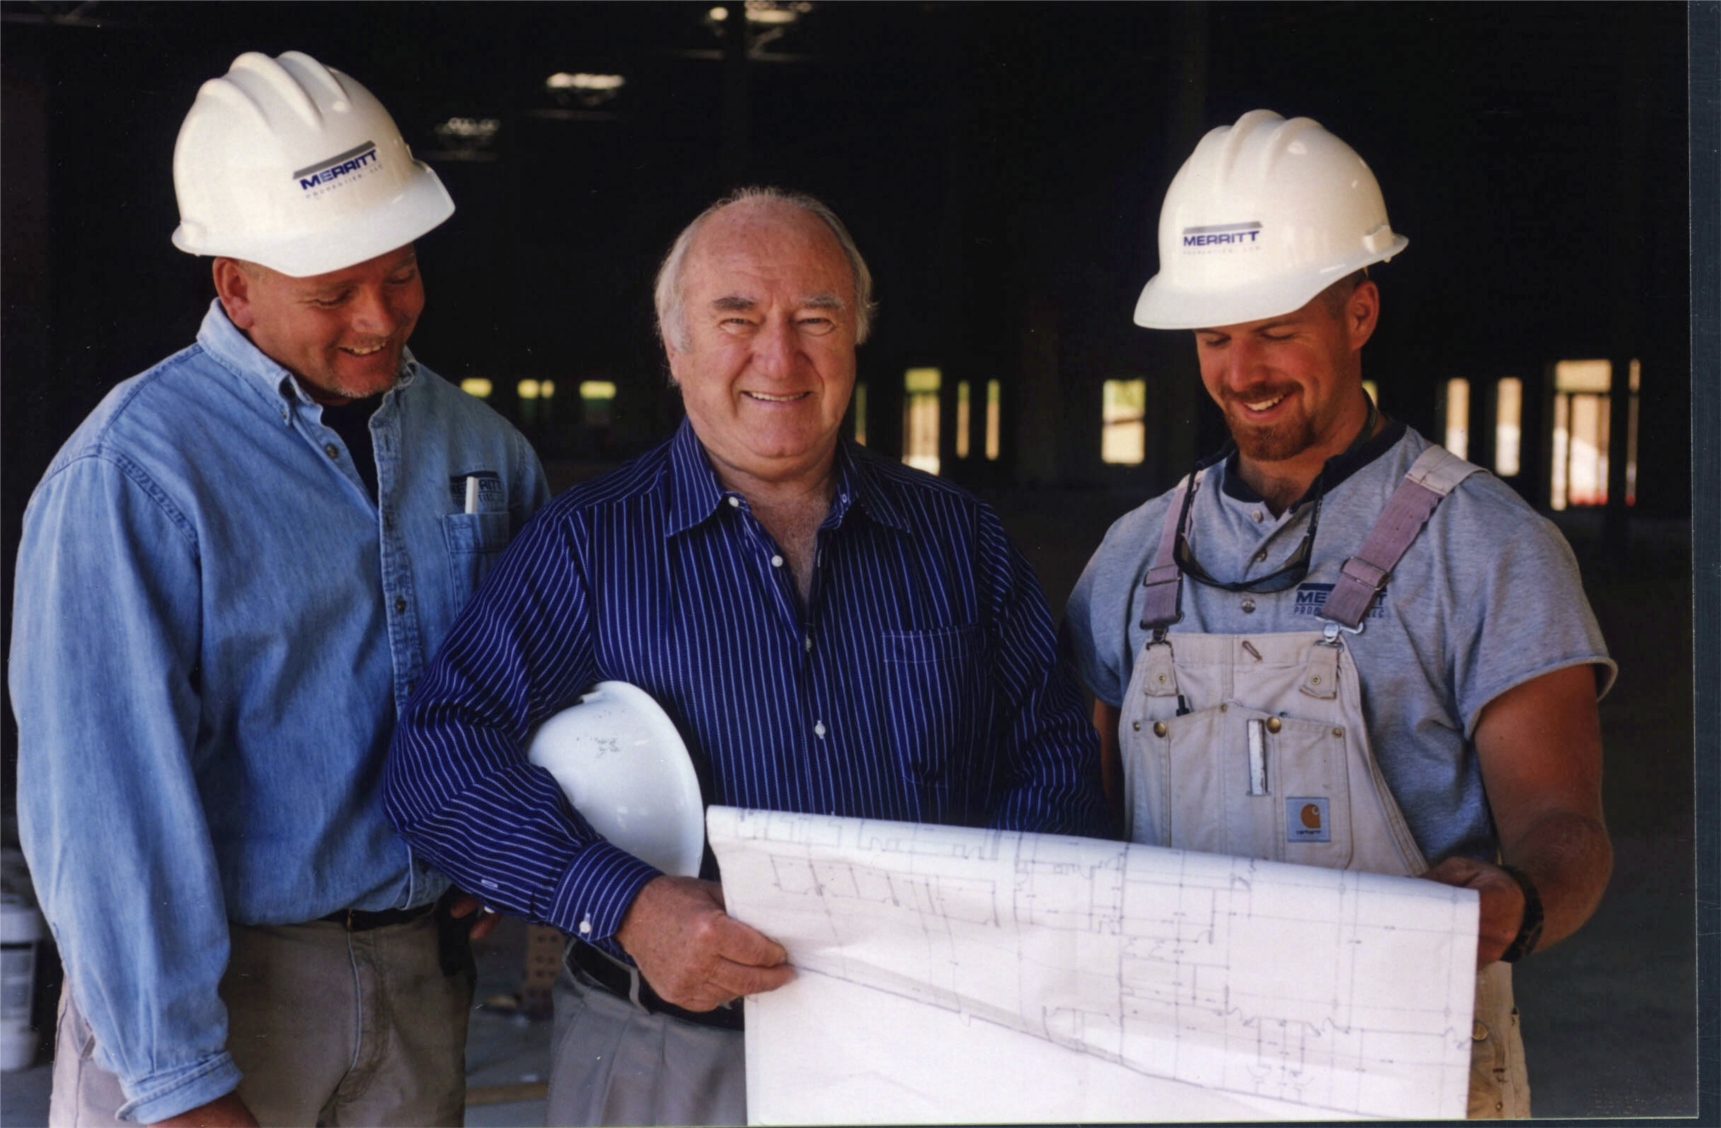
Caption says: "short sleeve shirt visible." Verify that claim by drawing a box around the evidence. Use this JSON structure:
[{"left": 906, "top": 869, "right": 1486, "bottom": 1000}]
[{"left": 1063, "top": 423, "right": 1614, "bottom": 864}]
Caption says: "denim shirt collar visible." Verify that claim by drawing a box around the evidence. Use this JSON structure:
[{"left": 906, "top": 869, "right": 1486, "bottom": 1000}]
[
  {"left": 663, "top": 417, "right": 914, "bottom": 539},
  {"left": 194, "top": 299, "right": 421, "bottom": 421}
]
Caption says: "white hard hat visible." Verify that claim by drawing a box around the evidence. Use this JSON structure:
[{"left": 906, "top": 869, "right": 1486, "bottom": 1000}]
[
  {"left": 526, "top": 682, "right": 705, "bottom": 878},
  {"left": 170, "top": 50, "right": 454, "bottom": 277},
  {"left": 1134, "top": 109, "right": 1408, "bottom": 330}
]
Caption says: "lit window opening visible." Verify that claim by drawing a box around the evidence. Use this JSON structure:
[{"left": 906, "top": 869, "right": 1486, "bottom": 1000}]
[
  {"left": 1362, "top": 379, "right": 1379, "bottom": 409},
  {"left": 518, "top": 378, "right": 556, "bottom": 425},
  {"left": 580, "top": 380, "right": 616, "bottom": 427},
  {"left": 1494, "top": 378, "right": 1522, "bottom": 478},
  {"left": 1626, "top": 359, "right": 1640, "bottom": 506},
  {"left": 1101, "top": 379, "right": 1147, "bottom": 465},
  {"left": 1442, "top": 378, "right": 1470, "bottom": 460},
  {"left": 1550, "top": 359, "right": 1638, "bottom": 510},
  {"left": 955, "top": 381, "right": 972, "bottom": 460},
  {"left": 903, "top": 367, "right": 941, "bottom": 475},
  {"left": 853, "top": 382, "right": 868, "bottom": 446},
  {"left": 985, "top": 380, "right": 1001, "bottom": 461},
  {"left": 459, "top": 377, "right": 493, "bottom": 399}
]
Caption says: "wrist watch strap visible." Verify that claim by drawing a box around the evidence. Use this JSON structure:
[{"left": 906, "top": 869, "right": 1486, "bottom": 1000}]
[{"left": 1497, "top": 863, "right": 1544, "bottom": 963}]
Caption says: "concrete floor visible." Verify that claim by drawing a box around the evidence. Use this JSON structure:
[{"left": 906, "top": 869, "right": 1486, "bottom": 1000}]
[{"left": 0, "top": 491, "right": 1698, "bottom": 1125}]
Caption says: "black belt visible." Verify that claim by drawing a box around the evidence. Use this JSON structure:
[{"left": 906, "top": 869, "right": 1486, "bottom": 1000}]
[
  {"left": 569, "top": 940, "right": 745, "bottom": 1031},
  {"left": 319, "top": 903, "right": 436, "bottom": 932}
]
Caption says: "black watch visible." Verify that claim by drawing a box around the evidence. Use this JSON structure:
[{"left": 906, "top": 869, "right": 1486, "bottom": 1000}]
[{"left": 1497, "top": 863, "right": 1544, "bottom": 963}]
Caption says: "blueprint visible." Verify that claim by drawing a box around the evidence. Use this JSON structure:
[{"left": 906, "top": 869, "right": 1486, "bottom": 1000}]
[{"left": 706, "top": 806, "right": 1479, "bottom": 1123}]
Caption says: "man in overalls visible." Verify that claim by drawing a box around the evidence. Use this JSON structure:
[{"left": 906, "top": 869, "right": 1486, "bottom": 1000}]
[{"left": 1063, "top": 110, "right": 1614, "bottom": 1118}]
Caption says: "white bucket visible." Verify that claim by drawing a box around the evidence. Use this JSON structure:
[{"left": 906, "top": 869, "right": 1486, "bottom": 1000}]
[{"left": 1, "top": 892, "right": 45, "bottom": 1071}]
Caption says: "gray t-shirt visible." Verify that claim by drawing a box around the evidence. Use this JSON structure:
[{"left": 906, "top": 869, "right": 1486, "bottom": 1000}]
[{"left": 1063, "top": 423, "right": 1614, "bottom": 864}]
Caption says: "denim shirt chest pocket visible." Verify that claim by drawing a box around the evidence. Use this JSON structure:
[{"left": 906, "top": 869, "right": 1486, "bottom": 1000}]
[
  {"left": 880, "top": 623, "right": 989, "bottom": 818},
  {"left": 441, "top": 510, "right": 512, "bottom": 606}
]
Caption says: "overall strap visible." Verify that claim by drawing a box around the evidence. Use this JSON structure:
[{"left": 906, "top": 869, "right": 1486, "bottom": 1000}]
[
  {"left": 1138, "top": 470, "right": 1201, "bottom": 631},
  {"left": 1320, "top": 444, "right": 1481, "bottom": 630}
]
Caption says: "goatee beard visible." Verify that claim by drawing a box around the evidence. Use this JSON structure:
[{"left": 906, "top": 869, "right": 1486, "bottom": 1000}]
[{"left": 1224, "top": 398, "right": 1317, "bottom": 463}]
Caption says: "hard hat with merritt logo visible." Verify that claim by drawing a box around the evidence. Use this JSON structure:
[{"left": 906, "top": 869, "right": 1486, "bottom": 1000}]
[
  {"left": 1134, "top": 109, "right": 1408, "bottom": 330},
  {"left": 170, "top": 50, "right": 454, "bottom": 278}
]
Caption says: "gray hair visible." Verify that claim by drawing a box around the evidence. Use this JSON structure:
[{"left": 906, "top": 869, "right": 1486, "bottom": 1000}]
[{"left": 653, "top": 186, "right": 878, "bottom": 352}]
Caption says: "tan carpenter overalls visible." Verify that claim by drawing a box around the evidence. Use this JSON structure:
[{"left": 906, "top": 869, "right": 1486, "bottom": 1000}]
[{"left": 1120, "top": 445, "right": 1529, "bottom": 1119}]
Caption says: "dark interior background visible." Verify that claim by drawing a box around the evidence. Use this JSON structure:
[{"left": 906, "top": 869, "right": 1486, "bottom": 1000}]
[
  {"left": 2, "top": 0, "right": 1698, "bottom": 844},
  {"left": 1, "top": 4, "right": 1711, "bottom": 1118},
  {"left": 2, "top": 2, "right": 1692, "bottom": 496},
  {"left": 6, "top": 0, "right": 1695, "bottom": 785}
]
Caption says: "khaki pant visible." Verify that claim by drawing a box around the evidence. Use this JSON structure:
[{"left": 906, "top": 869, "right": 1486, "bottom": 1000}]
[
  {"left": 51, "top": 912, "right": 473, "bottom": 1127},
  {"left": 1468, "top": 960, "right": 1532, "bottom": 1119},
  {"left": 547, "top": 962, "right": 745, "bottom": 1127}
]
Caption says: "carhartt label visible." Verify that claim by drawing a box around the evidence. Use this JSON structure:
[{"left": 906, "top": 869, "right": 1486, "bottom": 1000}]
[{"left": 1288, "top": 797, "right": 1331, "bottom": 843}]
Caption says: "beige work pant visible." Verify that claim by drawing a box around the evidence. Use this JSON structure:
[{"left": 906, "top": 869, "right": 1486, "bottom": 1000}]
[
  {"left": 547, "top": 961, "right": 746, "bottom": 1127},
  {"left": 49, "top": 912, "right": 473, "bottom": 1126}
]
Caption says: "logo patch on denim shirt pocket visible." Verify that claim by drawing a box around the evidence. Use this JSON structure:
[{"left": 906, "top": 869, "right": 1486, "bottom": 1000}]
[{"left": 447, "top": 471, "right": 503, "bottom": 510}]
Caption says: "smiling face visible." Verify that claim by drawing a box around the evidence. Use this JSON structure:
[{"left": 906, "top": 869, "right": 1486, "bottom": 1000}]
[
  {"left": 665, "top": 198, "right": 858, "bottom": 493},
  {"left": 1194, "top": 279, "right": 1379, "bottom": 475},
  {"left": 213, "top": 244, "right": 425, "bottom": 404}
]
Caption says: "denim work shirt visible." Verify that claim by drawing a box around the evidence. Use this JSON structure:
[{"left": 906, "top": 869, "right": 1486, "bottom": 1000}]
[
  {"left": 9, "top": 301, "right": 548, "bottom": 1122},
  {"left": 386, "top": 419, "right": 1111, "bottom": 956}
]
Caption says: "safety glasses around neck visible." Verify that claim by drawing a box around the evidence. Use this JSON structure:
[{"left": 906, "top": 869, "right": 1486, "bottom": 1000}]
[
  {"left": 1170, "top": 470, "right": 1323, "bottom": 594},
  {"left": 1171, "top": 394, "right": 1377, "bottom": 595}
]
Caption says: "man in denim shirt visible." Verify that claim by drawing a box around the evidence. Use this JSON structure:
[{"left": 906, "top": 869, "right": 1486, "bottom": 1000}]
[{"left": 9, "top": 52, "right": 547, "bottom": 1126}]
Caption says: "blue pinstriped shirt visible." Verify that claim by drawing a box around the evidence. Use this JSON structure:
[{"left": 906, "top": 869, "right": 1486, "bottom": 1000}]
[{"left": 384, "top": 419, "right": 1111, "bottom": 953}]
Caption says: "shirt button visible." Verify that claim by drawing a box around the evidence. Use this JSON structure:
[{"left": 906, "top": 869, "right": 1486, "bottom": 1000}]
[
  {"left": 578, "top": 920, "right": 592, "bottom": 935},
  {"left": 804, "top": 635, "right": 813, "bottom": 653},
  {"left": 394, "top": 596, "right": 407, "bottom": 613},
  {"left": 1241, "top": 598, "right": 1256, "bottom": 613},
  {"left": 771, "top": 555, "right": 784, "bottom": 568},
  {"left": 813, "top": 721, "right": 827, "bottom": 738},
  {"left": 1254, "top": 550, "right": 1268, "bottom": 563},
  {"left": 727, "top": 496, "right": 741, "bottom": 508},
  {"left": 1252, "top": 511, "right": 1265, "bottom": 523},
  {"left": 325, "top": 443, "right": 340, "bottom": 459}
]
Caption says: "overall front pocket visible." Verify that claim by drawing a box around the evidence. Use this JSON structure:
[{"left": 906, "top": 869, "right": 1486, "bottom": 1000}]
[{"left": 1149, "top": 703, "right": 1355, "bottom": 868}]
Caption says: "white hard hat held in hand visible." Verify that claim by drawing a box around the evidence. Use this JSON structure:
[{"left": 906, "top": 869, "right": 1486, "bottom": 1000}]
[
  {"left": 527, "top": 682, "right": 706, "bottom": 879},
  {"left": 171, "top": 50, "right": 454, "bottom": 277},
  {"left": 1135, "top": 109, "right": 1408, "bottom": 330}
]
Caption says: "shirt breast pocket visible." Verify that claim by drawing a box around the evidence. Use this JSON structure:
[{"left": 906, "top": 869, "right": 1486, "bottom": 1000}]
[
  {"left": 881, "top": 624, "right": 989, "bottom": 820},
  {"left": 441, "top": 511, "right": 512, "bottom": 607}
]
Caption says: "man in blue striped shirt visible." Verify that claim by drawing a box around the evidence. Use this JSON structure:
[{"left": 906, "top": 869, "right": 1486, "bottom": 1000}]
[{"left": 384, "top": 188, "right": 1111, "bottom": 1125}]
